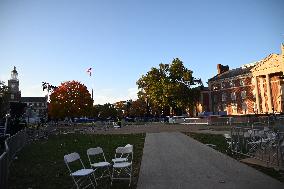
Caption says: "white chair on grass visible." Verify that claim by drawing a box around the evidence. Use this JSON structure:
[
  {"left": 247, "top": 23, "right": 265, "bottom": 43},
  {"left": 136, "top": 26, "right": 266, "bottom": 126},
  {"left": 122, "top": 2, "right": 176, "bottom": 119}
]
[
  {"left": 64, "top": 152, "right": 95, "bottom": 189},
  {"left": 112, "top": 144, "right": 132, "bottom": 163},
  {"left": 87, "top": 147, "right": 111, "bottom": 184},
  {"left": 111, "top": 144, "right": 133, "bottom": 187},
  {"left": 224, "top": 133, "right": 232, "bottom": 152}
]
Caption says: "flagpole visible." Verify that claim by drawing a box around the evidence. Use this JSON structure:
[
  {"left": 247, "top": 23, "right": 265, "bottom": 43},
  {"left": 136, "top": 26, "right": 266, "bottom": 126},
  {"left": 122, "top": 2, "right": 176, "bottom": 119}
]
[{"left": 86, "top": 67, "right": 94, "bottom": 104}]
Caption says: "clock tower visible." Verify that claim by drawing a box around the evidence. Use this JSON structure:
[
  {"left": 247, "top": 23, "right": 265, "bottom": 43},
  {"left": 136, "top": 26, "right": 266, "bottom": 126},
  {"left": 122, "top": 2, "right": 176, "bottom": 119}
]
[{"left": 8, "top": 66, "right": 21, "bottom": 101}]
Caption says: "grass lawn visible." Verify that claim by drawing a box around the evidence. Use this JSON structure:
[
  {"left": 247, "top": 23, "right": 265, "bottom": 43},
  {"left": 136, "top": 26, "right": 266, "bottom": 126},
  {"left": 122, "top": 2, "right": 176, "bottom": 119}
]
[
  {"left": 8, "top": 133, "right": 145, "bottom": 189},
  {"left": 186, "top": 132, "right": 284, "bottom": 183}
]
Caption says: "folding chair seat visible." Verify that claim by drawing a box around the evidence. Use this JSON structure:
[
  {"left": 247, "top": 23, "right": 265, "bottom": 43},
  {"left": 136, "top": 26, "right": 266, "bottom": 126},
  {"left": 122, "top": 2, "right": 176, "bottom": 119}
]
[
  {"left": 64, "top": 152, "right": 95, "bottom": 189},
  {"left": 111, "top": 144, "right": 133, "bottom": 187},
  {"left": 87, "top": 147, "right": 111, "bottom": 184}
]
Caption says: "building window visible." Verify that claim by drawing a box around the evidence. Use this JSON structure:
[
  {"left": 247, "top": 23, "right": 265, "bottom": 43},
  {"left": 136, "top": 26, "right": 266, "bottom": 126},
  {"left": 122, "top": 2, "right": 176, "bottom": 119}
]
[
  {"left": 11, "top": 94, "right": 14, "bottom": 100},
  {"left": 241, "top": 91, "right": 246, "bottom": 99},
  {"left": 222, "top": 93, "right": 227, "bottom": 102},
  {"left": 240, "top": 80, "right": 244, "bottom": 86},
  {"left": 231, "top": 92, "right": 236, "bottom": 101},
  {"left": 231, "top": 103, "right": 237, "bottom": 114},
  {"left": 242, "top": 102, "right": 247, "bottom": 114}
]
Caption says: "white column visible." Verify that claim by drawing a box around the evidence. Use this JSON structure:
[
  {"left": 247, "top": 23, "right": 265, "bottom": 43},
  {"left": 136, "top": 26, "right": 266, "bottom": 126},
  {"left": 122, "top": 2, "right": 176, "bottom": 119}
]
[
  {"left": 254, "top": 76, "right": 261, "bottom": 113},
  {"left": 260, "top": 78, "right": 266, "bottom": 113},
  {"left": 266, "top": 74, "right": 273, "bottom": 113}
]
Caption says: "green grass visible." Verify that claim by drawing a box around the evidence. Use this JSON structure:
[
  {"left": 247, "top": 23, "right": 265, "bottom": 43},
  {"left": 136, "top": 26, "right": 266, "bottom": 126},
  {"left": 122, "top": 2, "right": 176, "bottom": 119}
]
[
  {"left": 8, "top": 133, "right": 145, "bottom": 189},
  {"left": 186, "top": 132, "right": 284, "bottom": 183},
  {"left": 186, "top": 132, "right": 229, "bottom": 154}
]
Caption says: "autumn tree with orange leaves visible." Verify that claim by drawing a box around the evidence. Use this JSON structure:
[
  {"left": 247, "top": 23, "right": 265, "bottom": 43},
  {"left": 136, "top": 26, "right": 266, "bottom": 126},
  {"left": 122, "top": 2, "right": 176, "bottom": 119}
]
[{"left": 49, "top": 81, "right": 93, "bottom": 119}]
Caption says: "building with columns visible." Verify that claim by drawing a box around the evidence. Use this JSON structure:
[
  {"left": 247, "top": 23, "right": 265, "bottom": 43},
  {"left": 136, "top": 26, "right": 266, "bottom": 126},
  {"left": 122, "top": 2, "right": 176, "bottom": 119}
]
[{"left": 207, "top": 44, "right": 284, "bottom": 115}]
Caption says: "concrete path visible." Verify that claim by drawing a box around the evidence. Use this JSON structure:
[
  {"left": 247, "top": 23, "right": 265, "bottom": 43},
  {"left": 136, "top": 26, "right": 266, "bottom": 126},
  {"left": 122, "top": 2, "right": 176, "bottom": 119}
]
[{"left": 137, "top": 132, "right": 283, "bottom": 189}]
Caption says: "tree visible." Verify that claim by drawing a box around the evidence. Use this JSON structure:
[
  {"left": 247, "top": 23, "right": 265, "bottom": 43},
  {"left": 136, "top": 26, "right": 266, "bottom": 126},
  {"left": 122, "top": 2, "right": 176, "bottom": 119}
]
[
  {"left": 49, "top": 80, "right": 93, "bottom": 119},
  {"left": 93, "top": 103, "right": 118, "bottom": 120},
  {"left": 0, "top": 81, "right": 10, "bottom": 118},
  {"left": 128, "top": 99, "right": 147, "bottom": 117},
  {"left": 137, "top": 58, "right": 202, "bottom": 116}
]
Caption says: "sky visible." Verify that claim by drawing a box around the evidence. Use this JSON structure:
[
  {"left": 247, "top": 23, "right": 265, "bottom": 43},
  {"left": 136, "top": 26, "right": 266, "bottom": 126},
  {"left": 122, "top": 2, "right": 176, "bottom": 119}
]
[{"left": 0, "top": 0, "right": 283, "bottom": 105}]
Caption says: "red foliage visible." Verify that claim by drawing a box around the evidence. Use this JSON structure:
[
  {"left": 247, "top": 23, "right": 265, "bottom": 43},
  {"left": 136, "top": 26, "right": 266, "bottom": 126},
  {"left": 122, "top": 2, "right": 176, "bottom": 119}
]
[{"left": 49, "top": 80, "right": 93, "bottom": 119}]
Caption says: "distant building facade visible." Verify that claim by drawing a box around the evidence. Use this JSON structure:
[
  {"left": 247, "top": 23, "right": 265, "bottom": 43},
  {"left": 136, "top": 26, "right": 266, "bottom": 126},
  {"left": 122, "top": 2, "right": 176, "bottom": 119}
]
[
  {"left": 5, "top": 66, "right": 48, "bottom": 118},
  {"left": 194, "top": 87, "right": 210, "bottom": 116},
  {"left": 21, "top": 97, "right": 48, "bottom": 118},
  {"left": 207, "top": 44, "right": 284, "bottom": 115}
]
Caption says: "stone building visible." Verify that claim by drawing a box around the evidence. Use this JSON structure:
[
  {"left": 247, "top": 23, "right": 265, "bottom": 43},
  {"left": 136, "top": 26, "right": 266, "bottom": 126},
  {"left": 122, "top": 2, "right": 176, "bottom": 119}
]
[{"left": 207, "top": 44, "right": 284, "bottom": 115}]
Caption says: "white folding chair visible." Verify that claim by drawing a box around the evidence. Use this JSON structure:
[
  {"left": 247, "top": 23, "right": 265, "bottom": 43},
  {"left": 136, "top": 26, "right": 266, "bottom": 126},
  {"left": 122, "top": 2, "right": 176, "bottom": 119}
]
[
  {"left": 224, "top": 133, "right": 232, "bottom": 152},
  {"left": 111, "top": 144, "right": 133, "bottom": 187},
  {"left": 64, "top": 152, "right": 95, "bottom": 189},
  {"left": 112, "top": 144, "right": 132, "bottom": 163},
  {"left": 87, "top": 147, "right": 111, "bottom": 184}
]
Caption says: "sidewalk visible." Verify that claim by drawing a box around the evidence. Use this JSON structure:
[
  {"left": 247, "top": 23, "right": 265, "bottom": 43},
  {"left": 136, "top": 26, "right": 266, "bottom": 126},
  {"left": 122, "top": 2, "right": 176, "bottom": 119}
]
[{"left": 137, "top": 132, "right": 283, "bottom": 189}]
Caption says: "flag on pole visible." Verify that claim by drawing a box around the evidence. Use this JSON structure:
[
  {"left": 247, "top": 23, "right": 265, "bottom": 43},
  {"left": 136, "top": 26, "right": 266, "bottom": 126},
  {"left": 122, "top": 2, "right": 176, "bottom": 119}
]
[{"left": 86, "top": 67, "right": 92, "bottom": 76}]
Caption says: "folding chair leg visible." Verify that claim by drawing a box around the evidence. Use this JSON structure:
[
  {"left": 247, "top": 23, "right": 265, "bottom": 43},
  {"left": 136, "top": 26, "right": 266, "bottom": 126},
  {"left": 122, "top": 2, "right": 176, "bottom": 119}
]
[
  {"left": 92, "top": 171, "right": 98, "bottom": 186},
  {"left": 108, "top": 166, "right": 112, "bottom": 180},
  {"left": 129, "top": 165, "right": 132, "bottom": 187},
  {"left": 88, "top": 175, "right": 96, "bottom": 188},
  {"left": 111, "top": 167, "right": 114, "bottom": 186}
]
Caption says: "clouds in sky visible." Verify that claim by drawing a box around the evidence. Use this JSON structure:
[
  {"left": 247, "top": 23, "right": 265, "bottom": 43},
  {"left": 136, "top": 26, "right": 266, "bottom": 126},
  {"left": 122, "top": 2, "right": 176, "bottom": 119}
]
[{"left": 94, "top": 87, "right": 138, "bottom": 104}]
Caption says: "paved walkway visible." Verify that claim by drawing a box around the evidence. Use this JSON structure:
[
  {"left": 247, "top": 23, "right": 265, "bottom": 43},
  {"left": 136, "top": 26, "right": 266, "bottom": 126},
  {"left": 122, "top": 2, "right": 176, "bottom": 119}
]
[{"left": 137, "top": 132, "right": 283, "bottom": 189}]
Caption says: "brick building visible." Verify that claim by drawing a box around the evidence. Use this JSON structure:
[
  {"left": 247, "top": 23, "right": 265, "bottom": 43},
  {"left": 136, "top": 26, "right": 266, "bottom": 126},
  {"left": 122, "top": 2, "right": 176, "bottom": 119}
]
[
  {"left": 21, "top": 97, "right": 48, "bottom": 118},
  {"left": 207, "top": 44, "right": 284, "bottom": 115}
]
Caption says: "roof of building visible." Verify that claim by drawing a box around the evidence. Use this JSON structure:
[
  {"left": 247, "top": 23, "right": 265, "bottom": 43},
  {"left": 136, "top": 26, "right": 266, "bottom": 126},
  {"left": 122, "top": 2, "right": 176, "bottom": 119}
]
[
  {"left": 21, "top": 97, "right": 47, "bottom": 103},
  {"left": 208, "top": 66, "right": 254, "bottom": 82}
]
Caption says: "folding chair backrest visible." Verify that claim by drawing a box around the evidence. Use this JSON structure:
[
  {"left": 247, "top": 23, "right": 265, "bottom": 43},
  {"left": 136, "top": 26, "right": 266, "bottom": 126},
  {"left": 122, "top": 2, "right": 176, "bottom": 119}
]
[
  {"left": 116, "top": 146, "right": 132, "bottom": 154},
  {"left": 64, "top": 152, "right": 80, "bottom": 163},
  {"left": 87, "top": 147, "right": 107, "bottom": 164},
  {"left": 87, "top": 147, "right": 103, "bottom": 156},
  {"left": 115, "top": 145, "right": 133, "bottom": 162}
]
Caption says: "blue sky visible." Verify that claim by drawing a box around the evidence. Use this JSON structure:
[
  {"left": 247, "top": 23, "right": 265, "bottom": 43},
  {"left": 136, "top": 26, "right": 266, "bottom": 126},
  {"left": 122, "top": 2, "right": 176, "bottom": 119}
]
[{"left": 0, "top": 0, "right": 283, "bottom": 104}]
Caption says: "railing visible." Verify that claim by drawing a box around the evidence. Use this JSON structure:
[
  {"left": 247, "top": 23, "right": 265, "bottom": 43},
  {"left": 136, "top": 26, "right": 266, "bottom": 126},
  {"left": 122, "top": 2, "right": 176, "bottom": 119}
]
[
  {"left": 184, "top": 118, "right": 209, "bottom": 125},
  {"left": 0, "top": 143, "right": 9, "bottom": 189},
  {"left": 176, "top": 115, "right": 280, "bottom": 127},
  {"left": 228, "top": 126, "right": 284, "bottom": 170},
  {"left": 0, "top": 129, "right": 28, "bottom": 189}
]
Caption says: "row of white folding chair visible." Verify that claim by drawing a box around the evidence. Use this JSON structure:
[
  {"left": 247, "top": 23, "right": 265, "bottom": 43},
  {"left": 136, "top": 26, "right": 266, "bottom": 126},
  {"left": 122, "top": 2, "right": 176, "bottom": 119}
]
[{"left": 64, "top": 144, "right": 133, "bottom": 189}]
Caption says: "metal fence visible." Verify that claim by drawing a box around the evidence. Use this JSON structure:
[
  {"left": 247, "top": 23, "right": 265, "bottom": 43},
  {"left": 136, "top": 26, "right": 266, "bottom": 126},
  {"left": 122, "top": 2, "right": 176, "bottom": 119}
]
[
  {"left": 0, "top": 129, "right": 28, "bottom": 189},
  {"left": 178, "top": 115, "right": 283, "bottom": 127},
  {"left": 229, "top": 126, "right": 284, "bottom": 169}
]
